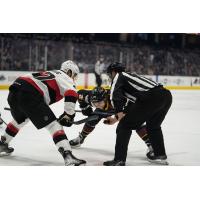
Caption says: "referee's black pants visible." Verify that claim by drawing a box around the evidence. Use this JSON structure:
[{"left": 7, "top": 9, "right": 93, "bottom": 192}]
[{"left": 114, "top": 87, "right": 172, "bottom": 162}]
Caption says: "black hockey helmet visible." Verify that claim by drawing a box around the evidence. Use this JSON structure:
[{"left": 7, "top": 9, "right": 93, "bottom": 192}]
[
  {"left": 107, "top": 62, "right": 125, "bottom": 73},
  {"left": 91, "top": 87, "right": 107, "bottom": 103}
]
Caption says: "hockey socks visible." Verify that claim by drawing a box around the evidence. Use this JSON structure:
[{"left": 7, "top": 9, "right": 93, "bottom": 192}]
[
  {"left": 136, "top": 125, "right": 152, "bottom": 147},
  {"left": 46, "top": 120, "right": 71, "bottom": 151},
  {"left": 81, "top": 123, "right": 95, "bottom": 136}
]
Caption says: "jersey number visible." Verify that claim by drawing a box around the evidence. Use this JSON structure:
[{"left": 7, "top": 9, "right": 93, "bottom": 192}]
[{"left": 32, "top": 72, "right": 55, "bottom": 81}]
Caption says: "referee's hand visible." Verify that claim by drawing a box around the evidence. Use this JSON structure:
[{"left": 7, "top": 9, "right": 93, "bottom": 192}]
[
  {"left": 103, "top": 116, "right": 117, "bottom": 125},
  {"left": 116, "top": 112, "right": 126, "bottom": 121}
]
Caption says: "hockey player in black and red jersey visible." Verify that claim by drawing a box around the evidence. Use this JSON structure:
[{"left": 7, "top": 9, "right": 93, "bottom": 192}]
[
  {"left": 0, "top": 60, "right": 86, "bottom": 166},
  {"left": 69, "top": 86, "right": 153, "bottom": 155}
]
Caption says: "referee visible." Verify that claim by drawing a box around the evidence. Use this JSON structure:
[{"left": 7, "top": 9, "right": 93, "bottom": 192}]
[{"left": 103, "top": 62, "right": 172, "bottom": 166}]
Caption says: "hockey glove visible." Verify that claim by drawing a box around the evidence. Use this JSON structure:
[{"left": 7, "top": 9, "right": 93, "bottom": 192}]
[{"left": 58, "top": 112, "right": 75, "bottom": 127}]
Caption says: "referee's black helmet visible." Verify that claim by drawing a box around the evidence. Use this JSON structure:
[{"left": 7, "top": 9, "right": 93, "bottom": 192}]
[{"left": 107, "top": 62, "right": 125, "bottom": 73}]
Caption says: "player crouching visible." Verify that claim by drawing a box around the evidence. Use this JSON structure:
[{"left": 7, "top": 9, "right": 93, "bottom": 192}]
[
  {"left": 0, "top": 60, "right": 86, "bottom": 166},
  {"left": 70, "top": 87, "right": 154, "bottom": 159}
]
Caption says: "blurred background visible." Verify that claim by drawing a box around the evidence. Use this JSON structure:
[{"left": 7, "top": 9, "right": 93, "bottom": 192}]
[{"left": 0, "top": 33, "right": 200, "bottom": 76}]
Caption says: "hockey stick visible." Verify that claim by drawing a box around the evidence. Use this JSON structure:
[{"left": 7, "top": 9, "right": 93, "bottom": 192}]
[
  {"left": 0, "top": 113, "right": 8, "bottom": 126},
  {"left": 75, "top": 109, "right": 115, "bottom": 117},
  {"left": 75, "top": 110, "right": 82, "bottom": 113},
  {"left": 72, "top": 110, "right": 115, "bottom": 125},
  {"left": 92, "top": 110, "right": 115, "bottom": 117},
  {"left": 4, "top": 107, "right": 115, "bottom": 125},
  {"left": 5, "top": 108, "right": 115, "bottom": 117},
  {"left": 72, "top": 115, "right": 100, "bottom": 125},
  {"left": 3, "top": 107, "right": 98, "bottom": 126}
]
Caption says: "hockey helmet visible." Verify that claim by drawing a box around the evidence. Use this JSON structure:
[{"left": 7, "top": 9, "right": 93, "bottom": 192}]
[
  {"left": 107, "top": 62, "right": 125, "bottom": 73},
  {"left": 91, "top": 87, "right": 107, "bottom": 103},
  {"left": 61, "top": 60, "right": 79, "bottom": 80}
]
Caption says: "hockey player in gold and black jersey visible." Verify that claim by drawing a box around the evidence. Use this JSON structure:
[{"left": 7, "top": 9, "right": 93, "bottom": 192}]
[{"left": 69, "top": 86, "right": 153, "bottom": 154}]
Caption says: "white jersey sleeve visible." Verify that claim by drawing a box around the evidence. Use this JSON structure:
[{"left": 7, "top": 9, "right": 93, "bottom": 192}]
[{"left": 51, "top": 70, "right": 78, "bottom": 116}]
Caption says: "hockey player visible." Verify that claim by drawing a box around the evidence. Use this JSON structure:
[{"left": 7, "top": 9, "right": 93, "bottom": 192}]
[
  {"left": 0, "top": 60, "right": 86, "bottom": 166},
  {"left": 69, "top": 87, "right": 153, "bottom": 154},
  {"left": 103, "top": 62, "right": 172, "bottom": 166}
]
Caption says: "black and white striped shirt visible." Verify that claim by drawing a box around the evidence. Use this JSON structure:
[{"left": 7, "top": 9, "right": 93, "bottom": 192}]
[{"left": 110, "top": 72, "right": 160, "bottom": 113}]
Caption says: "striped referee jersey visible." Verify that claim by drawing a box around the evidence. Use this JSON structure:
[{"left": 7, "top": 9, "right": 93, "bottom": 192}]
[{"left": 110, "top": 72, "right": 160, "bottom": 113}]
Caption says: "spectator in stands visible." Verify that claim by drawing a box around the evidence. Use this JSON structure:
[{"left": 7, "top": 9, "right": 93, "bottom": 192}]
[
  {"left": 94, "top": 55, "right": 105, "bottom": 87},
  {"left": 1, "top": 34, "right": 200, "bottom": 77}
]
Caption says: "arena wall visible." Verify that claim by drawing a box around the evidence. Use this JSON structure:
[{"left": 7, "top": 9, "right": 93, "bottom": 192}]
[{"left": 0, "top": 71, "right": 200, "bottom": 90}]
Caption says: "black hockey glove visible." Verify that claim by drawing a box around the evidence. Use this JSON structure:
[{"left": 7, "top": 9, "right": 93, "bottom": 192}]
[
  {"left": 81, "top": 105, "right": 93, "bottom": 116},
  {"left": 58, "top": 112, "right": 75, "bottom": 127}
]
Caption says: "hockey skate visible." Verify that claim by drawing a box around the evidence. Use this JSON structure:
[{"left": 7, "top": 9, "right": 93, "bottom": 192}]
[
  {"left": 146, "top": 151, "right": 169, "bottom": 165},
  {"left": 0, "top": 137, "right": 14, "bottom": 156},
  {"left": 146, "top": 145, "right": 154, "bottom": 156},
  {"left": 103, "top": 160, "right": 125, "bottom": 166},
  {"left": 69, "top": 133, "right": 86, "bottom": 148},
  {"left": 58, "top": 147, "right": 86, "bottom": 166}
]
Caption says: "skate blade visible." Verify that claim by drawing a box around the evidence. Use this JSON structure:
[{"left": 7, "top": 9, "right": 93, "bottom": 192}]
[
  {"left": 75, "top": 163, "right": 86, "bottom": 166},
  {"left": 147, "top": 158, "right": 169, "bottom": 165},
  {"left": 65, "top": 163, "right": 86, "bottom": 166}
]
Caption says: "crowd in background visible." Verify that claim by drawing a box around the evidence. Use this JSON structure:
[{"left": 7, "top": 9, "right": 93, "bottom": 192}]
[
  {"left": 125, "top": 46, "right": 200, "bottom": 76},
  {"left": 0, "top": 35, "right": 200, "bottom": 76}
]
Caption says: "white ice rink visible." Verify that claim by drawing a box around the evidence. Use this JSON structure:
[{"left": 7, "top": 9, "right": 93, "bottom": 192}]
[{"left": 0, "top": 90, "right": 200, "bottom": 166}]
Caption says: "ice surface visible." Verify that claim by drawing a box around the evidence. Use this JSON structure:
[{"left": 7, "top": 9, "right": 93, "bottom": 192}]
[{"left": 0, "top": 90, "right": 200, "bottom": 166}]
